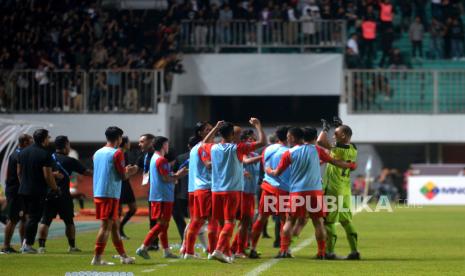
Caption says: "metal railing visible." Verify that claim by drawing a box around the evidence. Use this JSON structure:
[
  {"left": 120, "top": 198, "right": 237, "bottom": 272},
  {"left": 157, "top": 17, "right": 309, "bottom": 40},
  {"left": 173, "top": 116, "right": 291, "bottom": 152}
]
[
  {"left": 0, "top": 69, "right": 165, "bottom": 113},
  {"left": 344, "top": 70, "right": 465, "bottom": 114},
  {"left": 179, "top": 20, "right": 346, "bottom": 52}
]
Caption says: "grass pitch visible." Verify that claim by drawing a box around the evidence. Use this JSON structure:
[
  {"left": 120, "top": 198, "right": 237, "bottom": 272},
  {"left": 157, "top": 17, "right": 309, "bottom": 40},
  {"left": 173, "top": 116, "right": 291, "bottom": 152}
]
[{"left": 1, "top": 205, "right": 464, "bottom": 275}]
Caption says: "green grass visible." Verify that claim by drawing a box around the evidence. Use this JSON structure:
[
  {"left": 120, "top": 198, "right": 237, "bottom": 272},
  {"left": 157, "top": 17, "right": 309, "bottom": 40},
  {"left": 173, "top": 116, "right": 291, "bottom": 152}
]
[{"left": 1, "top": 206, "right": 465, "bottom": 275}]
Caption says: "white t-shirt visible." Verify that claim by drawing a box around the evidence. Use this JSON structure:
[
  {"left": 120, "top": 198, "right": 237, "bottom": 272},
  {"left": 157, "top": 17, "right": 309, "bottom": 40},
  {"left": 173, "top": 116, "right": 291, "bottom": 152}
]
[{"left": 347, "top": 38, "right": 359, "bottom": 55}]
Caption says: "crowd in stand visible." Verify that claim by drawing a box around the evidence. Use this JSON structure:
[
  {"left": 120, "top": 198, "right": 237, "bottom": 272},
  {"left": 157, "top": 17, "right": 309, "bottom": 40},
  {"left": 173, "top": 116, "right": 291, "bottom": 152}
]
[{"left": 345, "top": 0, "right": 465, "bottom": 69}]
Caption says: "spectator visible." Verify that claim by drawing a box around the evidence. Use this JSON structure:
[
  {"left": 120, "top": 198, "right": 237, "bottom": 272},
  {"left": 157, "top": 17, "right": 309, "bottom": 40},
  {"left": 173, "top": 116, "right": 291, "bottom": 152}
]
[
  {"left": 346, "top": 47, "right": 362, "bottom": 69},
  {"left": 430, "top": 18, "right": 446, "bottom": 59},
  {"left": 400, "top": 0, "right": 413, "bottom": 32},
  {"left": 90, "top": 72, "right": 107, "bottom": 112},
  {"left": 431, "top": 0, "right": 443, "bottom": 20},
  {"left": 379, "top": 27, "right": 394, "bottom": 67},
  {"left": 219, "top": 4, "right": 233, "bottom": 44},
  {"left": 361, "top": 16, "right": 377, "bottom": 68},
  {"left": 388, "top": 48, "right": 408, "bottom": 70},
  {"left": 409, "top": 16, "right": 424, "bottom": 59},
  {"left": 379, "top": 0, "right": 394, "bottom": 31},
  {"left": 413, "top": 0, "right": 427, "bottom": 28},
  {"left": 374, "top": 168, "right": 399, "bottom": 201},
  {"left": 352, "top": 174, "right": 366, "bottom": 196},
  {"left": 347, "top": 33, "right": 359, "bottom": 55},
  {"left": 450, "top": 18, "right": 464, "bottom": 60}
]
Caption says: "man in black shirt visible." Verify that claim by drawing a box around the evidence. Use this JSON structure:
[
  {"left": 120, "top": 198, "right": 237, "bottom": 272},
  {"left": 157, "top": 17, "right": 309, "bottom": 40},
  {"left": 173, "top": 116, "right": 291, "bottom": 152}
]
[
  {"left": 1, "top": 134, "right": 32, "bottom": 254},
  {"left": 136, "top": 133, "right": 159, "bottom": 250},
  {"left": 37, "top": 136, "right": 92, "bottom": 253},
  {"left": 18, "top": 128, "right": 60, "bottom": 254},
  {"left": 172, "top": 137, "right": 195, "bottom": 241}
]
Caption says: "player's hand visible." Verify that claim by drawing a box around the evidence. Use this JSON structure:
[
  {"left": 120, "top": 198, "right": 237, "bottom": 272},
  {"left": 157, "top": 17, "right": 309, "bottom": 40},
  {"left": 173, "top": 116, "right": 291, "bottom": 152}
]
[
  {"left": 349, "top": 162, "right": 358, "bottom": 171},
  {"left": 249, "top": 117, "right": 261, "bottom": 127},
  {"left": 333, "top": 116, "right": 343, "bottom": 127},
  {"left": 54, "top": 172, "right": 64, "bottom": 180},
  {"left": 177, "top": 166, "right": 188, "bottom": 177},
  {"left": 126, "top": 165, "right": 138, "bottom": 176},
  {"left": 265, "top": 167, "right": 275, "bottom": 176},
  {"left": 321, "top": 119, "right": 330, "bottom": 132}
]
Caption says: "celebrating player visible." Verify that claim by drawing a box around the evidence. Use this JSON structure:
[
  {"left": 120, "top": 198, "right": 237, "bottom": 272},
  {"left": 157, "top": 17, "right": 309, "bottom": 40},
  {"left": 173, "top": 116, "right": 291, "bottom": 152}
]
[
  {"left": 202, "top": 118, "right": 266, "bottom": 263},
  {"left": 318, "top": 117, "right": 360, "bottom": 260},
  {"left": 37, "top": 135, "right": 92, "bottom": 253},
  {"left": 91, "top": 126, "right": 138, "bottom": 265},
  {"left": 249, "top": 126, "right": 290, "bottom": 259},
  {"left": 136, "top": 136, "right": 188, "bottom": 259}
]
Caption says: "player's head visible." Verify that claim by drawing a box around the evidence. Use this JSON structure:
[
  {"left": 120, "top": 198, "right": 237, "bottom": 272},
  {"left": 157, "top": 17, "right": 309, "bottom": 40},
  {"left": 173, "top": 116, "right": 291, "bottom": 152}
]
[
  {"left": 268, "top": 134, "right": 278, "bottom": 144},
  {"left": 105, "top": 126, "right": 124, "bottom": 145},
  {"left": 302, "top": 127, "right": 318, "bottom": 144},
  {"left": 18, "top": 133, "right": 32, "bottom": 148},
  {"left": 33, "top": 128, "right": 51, "bottom": 147},
  {"left": 120, "top": 136, "right": 130, "bottom": 151},
  {"left": 153, "top": 136, "right": 169, "bottom": 154},
  {"left": 275, "top": 125, "right": 290, "bottom": 143},
  {"left": 55, "top": 135, "right": 70, "bottom": 155},
  {"left": 218, "top": 122, "right": 235, "bottom": 141},
  {"left": 334, "top": 125, "right": 352, "bottom": 144},
  {"left": 188, "top": 136, "right": 198, "bottom": 150},
  {"left": 241, "top": 129, "right": 256, "bottom": 142},
  {"left": 139, "top": 133, "right": 155, "bottom": 152},
  {"left": 194, "top": 121, "right": 213, "bottom": 140},
  {"left": 287, "top": 127, "right": 304, "bottom": 146}
]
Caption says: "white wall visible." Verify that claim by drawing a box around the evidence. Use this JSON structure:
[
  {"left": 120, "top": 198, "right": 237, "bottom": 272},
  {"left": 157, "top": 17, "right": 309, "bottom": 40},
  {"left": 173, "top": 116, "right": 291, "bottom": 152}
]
[
  {"left": 6, "top": 104, "right": 170, "bottom": 143},
  {"left": 176, "top": 54, "right": 343, "bottom": 96},
  {"left": 339, "top": 103, "right": 465, "bottom": 143}
]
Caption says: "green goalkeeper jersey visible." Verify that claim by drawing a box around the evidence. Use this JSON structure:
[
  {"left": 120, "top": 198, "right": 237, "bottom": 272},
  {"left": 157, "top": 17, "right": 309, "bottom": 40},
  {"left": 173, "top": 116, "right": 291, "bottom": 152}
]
[{"left": 323, "top": 143, "right": 358, "bottom": 195}]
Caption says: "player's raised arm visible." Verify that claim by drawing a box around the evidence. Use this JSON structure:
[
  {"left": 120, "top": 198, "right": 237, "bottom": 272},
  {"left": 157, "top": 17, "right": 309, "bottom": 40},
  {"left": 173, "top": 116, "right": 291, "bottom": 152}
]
[
  {"left": 243, "top": 154, "right": 262, "bottom": 165},
  {"left": 202, "top": 120, "right": 224, "bottom": 144},
  {"left": 317, "top": 119, "right": 332, "bottom": 150},
  {"left": 249, "top": 117, "right": 266, "bottom": 148}
]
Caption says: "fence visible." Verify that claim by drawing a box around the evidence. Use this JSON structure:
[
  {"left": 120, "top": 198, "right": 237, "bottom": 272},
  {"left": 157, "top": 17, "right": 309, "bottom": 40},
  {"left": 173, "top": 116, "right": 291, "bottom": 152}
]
[
  {"left": 0, "top": 69, "right": 165, "bottom": 113},
  {"left": 179, "top": 20, "right": 346, "bottom": 52},
  {"left": 344, "top": 70, "right": 465, "bottom": 114}
]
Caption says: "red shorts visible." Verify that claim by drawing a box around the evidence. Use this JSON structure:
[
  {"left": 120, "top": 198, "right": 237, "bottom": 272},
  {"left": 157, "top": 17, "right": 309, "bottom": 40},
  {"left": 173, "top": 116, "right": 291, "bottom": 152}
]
[
  {"left": 150, "top": 201, "right": 174, "bottom": 221},
  {"left": 289, "top": 190, "right": 325, "bottom": 219},
  {"left": 259, "top": 182, "right": 289, "bottom": 216},
  {"left": 212, "top": 191, "right": 241, "bottom": 221},
  {"left": 193, "top": 189, "right": 212, "bottom": 219},
  {"left": 94, "top": 197, "right": 119, "bottom": 220},
  {"left": 188, "top": 192, "right": 195, "bottom": 218},
  {"left": 238, "top": 192, "right": 255, "bottom": 219}
]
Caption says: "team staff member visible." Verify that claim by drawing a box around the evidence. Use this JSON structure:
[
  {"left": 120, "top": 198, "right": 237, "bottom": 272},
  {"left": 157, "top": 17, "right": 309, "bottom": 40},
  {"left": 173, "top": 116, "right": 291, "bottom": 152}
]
[
  {"left": 119, "top": 136, "right": 137, "bottom": 240},
  {"left": 37, "top": 136, "right": 92, "bottom": 253},
  {"left": 136, "top": 136, "right": 188, "bottom": 259},
  {"left": 136, "top": 133, "right": 159, "bottom": 251},
  {"left": 91, "top": 126, "right": 138, "bottom": 265},
  {"left": 1, "top": 134, "right": 32, "bottom": 254},
  {"left": 17, "top": 129, "right": 60, "bottom": 254}
]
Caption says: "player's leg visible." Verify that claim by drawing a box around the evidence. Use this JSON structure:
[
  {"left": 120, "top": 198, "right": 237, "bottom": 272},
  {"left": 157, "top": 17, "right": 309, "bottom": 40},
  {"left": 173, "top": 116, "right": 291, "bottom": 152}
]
[
  {"left": 111, "top": 218, "right": 135, "bottom": 263},
  {"left": 311, "top": 217, "right": 326, "bottom": 259},
  {"left": 235, "top": 193, "right": 254, "bottom": 257},
  {"left": 324, "top": 193, "right": 342, "bottom": 259},
  {"left": 38, "top": 199, "right": 57, "bottom": 253},
  {"left": 292, "top": 217, "right": 308, "bottom": 238},
  {"left": 278, "top": 214, "right": 295, "bottom": 258},
  {"left": 340, "top": 194, "right": 360, "bottom": 260},
  {"left": 22, "top": 196, "right": 45, "bottom": 253},
  {"left": 147, "top": 201, "right": 159, "bottom": 251},
  {"left": 249, "top": 188, "right": 274, "bottom": 257},
  {"left": 207, "top": 217, "right": 219, "bottom": 255},
  {"left": 120, "top": 201, "right": 137, "bottom": 239},
  {"left": 212, "top": 193, "right": 239, "bottom": 263},
  {"left": 58, "top": 196, "right": 80, "bottom": 252},
  {"left": 184, "top": 217, "right": 205, "bottom": 257},
  {"left": 2, "top": 195, "right": 22, "bottom": 253},
  {"left": 92, "top": 198, "right": 117, "bottom": 265}
]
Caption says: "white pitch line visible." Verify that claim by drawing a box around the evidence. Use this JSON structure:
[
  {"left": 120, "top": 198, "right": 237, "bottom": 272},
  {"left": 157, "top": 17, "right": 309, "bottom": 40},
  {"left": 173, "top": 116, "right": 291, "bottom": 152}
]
[
  {"left": 142, "top": 269, "right": 156, "bottom": 273},
  {"left": 246, "top": 205, "right": 366, "bottom": 276}
]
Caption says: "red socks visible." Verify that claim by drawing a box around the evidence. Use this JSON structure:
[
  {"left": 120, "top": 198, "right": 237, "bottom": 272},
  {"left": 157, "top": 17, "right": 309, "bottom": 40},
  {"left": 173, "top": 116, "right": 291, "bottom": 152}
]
[
  {"left": 317, "top": 240, "right": 326, "bottom": 257},
  {"left": 143, "top": 223, "right": 164, "bottom": 247},
  {"left": 159, "top": 224, "right": 169, "bottom": 249},
  {"left": 94, "top": 241, "right": 106, "bottom": 256},
  {"left": 216, "top": 222, "right": 235, "bottom": 255},
  {"left": 185, "top": 219, "right": 203, "bottom": 254},
  {"left": 207, "top": 220, "right": 218, "bottom": 254},
  {"left": 113, "top": 239, "right": 126, "bottom": 255},
  {"left": 251, "top": 219, "right": 265, "bottom": 249}
]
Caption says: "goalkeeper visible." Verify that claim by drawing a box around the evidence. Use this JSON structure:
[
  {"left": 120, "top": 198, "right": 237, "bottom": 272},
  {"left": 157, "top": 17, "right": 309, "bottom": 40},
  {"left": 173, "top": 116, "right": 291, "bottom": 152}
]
[{"left": 317, "top": 117, "right": 360, "bottom": 260}]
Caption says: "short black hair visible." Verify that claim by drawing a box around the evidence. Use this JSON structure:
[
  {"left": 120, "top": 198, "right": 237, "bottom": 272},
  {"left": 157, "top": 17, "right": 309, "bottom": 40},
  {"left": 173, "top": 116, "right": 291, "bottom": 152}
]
[
  {"left": 18, "top": 134, "right": 31, "bottom": 147},
  {"left": 140, "top": 133, "right": 155, "bottom": 141},
  {"left": 302, "top": 127, "right": 318, "bottom": 142},
  {"left": 240, "top": 129, "right": 254, "bottom": 141},
  {"left": 194, "top": 121, "right": 210, "bottom": 138},
  {"left": 339, "top": 125, "right": 353, "bottom": 138},
  {"left": 54, "top": 135, "right": 69, "bottom": 150},
  {"left": 275, "top": 126, "right": 290, "bottom": 142},
  {"left": 288, "top": 127, "right": 304, "bottom": 141},
  {"left": 105, "top": 126, "right": 124, "bottom": 142},
  {"left": 153, "top": 136, "right": 169, "bottom": 151},
  {"left": 188, "top": 136, "right": 200, "bottom": 148},
  {"left": 33, "top": 129, "right": 49, "bottom": 144},
  {"left": 218, "top": 122, "right": 234, "bottom": 138},
  {"left": 120, "top": 136, "right": 129, "bottom": 148}
]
